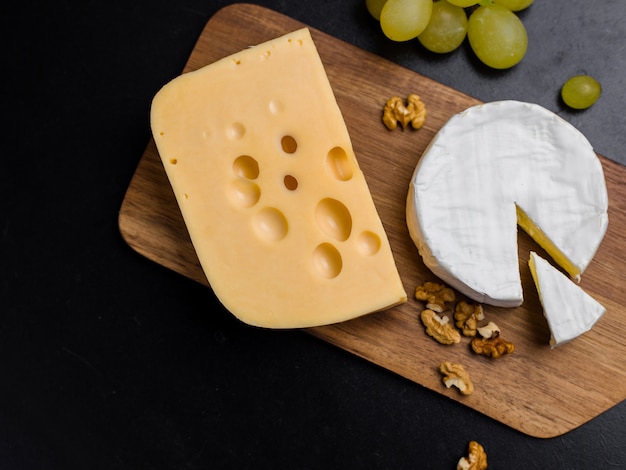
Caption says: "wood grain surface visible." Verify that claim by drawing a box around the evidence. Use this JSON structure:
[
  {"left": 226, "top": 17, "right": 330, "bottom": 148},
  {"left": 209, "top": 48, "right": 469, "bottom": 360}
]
[{"left": 118, "top": 3, "right": 626, "bottom": 438}]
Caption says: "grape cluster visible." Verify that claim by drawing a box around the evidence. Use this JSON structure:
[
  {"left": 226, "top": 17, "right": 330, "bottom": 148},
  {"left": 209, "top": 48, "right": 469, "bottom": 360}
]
[{"left": 366, "top": 0, "right": 532, "bottom": 69}]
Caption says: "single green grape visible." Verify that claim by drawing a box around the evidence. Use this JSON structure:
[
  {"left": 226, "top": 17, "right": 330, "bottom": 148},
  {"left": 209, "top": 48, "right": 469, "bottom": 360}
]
[
  {"left": 467, "top": 4, "right": 528, "bottom": 69},
  {"left": 493, "top": 0, "right": 534, "bottom": 11},
  {"left": 380, "top": 0, "right": 433, "bottom": 42},
  {"left": 447, "top": 0, "right": 479, "bottom": 7},
  {"left": 366, "top": 0, "right": 388, "bottom": 21},
  {"left": 561, "top": 75, "right": 602, "bottom": 109},
  {"left": 418, "top": 1, "right": 468, "bottom": 54}
]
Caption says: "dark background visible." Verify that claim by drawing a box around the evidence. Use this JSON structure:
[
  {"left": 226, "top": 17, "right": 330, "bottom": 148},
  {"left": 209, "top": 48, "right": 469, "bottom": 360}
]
[{"left": 3, "top": 1, "right": 625, "bottom": 468}]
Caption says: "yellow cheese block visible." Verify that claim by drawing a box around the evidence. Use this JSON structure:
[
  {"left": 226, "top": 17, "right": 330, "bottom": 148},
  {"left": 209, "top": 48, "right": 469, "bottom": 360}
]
[{"left": 150, "top": 28, "right": 406, "bottom": 328}]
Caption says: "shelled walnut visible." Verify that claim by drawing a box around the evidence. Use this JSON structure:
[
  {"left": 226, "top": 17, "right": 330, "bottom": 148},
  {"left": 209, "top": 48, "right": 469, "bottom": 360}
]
[
  {"left": 382, "top": 94, "right": 427, "bottom": 130},
  {"left": 454, "top": 301, "right": 485, "bottom": 337},
  {"left": 420, "top": 310, "right": 461, "bottom": 345},
  {"left": 471, "top": 333, "right": 515, "bottom": 359},
  {"left": 457, "top": 441, "right": 488, "bottom": 470},
  {"left": 414, "top": 281, "right": 455, "bottom": 313},
  {"left": 439, "top": 361, "right": 474, "bottom": 396}
]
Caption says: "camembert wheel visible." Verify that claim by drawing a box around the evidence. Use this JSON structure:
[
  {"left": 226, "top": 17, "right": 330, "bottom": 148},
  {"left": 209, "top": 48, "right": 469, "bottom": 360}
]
[{"left": 406, "top": 100, "right": 608, "bottom": 307}]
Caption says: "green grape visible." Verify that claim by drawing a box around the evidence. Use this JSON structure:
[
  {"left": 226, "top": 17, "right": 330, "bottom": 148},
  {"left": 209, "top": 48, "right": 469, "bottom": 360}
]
[
  {"left": 447, "top": 0, "right": 479, "bottom": 7},
  {"left": 418, "top": 1, "right": 468, "bottom": 54},
  {"left": 493, "top": 0, "right": 534, "bottom": 11},
  {"left": 380, "top": 0, "right": 433, "bottom": 42},
  {"left": 561, "top": 75, "right": 602, "bottom": 109},
  {"left": 366, "top": 0, "right": 388, "bottom": 21},
  {"left": 467, "top": 4, "right": 528, "bottom": 69}
]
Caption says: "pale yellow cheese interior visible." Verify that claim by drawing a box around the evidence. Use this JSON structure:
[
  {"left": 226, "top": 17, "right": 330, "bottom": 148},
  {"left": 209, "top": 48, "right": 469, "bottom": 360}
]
[
  {"left": 150, "top": 28, "right": 406, "bottom": 328},
  {"left": 516, "top": 205, "right": 581, "bottom": 280}
]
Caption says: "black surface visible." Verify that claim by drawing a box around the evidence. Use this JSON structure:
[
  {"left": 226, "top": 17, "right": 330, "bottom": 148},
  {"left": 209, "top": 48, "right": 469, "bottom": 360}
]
[{"left": 3, "top": 1, "right": 626, "bottom": 468}]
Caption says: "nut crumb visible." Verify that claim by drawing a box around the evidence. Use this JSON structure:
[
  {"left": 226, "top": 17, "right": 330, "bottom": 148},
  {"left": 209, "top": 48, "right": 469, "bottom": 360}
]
[{"left": 477, "top": 321, "right": 500, "bottom": 339}]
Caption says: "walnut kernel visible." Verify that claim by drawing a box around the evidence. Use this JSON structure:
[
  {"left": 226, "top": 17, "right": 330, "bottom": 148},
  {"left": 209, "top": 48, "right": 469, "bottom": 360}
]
[
  {"left": 420, "top": 310, "right": 461, "bottom": 345},
  {"left": 382, "top": 94, "right": 427, "bottom": 130},
  {"left": 414, "top": 281, "right": 455, "bottom": 313},
  {"left": 454, "top": 301, "right": 485, "bottom": 337},
  {"left": 439, "top": 361, "right": 474, "bottom": 396},
  {"left": 457, "top": 441, "right": 488, "bottom": 470},
  {"left": 471, "top": 334, "right": 515, "bottom": 359}
]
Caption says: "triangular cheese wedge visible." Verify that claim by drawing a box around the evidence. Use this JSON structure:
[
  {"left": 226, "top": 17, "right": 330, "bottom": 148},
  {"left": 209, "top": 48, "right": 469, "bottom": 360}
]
[
  {"left": 529, "top": 251, "right": 605, "bottom": 347},
  {"left": 150, "top": 28, "right": 406, "bottom": 328}
]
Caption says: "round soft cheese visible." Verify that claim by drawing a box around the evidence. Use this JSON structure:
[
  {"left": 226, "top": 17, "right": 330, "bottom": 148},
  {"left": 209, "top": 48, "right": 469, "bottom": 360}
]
[{"left": 406, "top": 100, "right": 608, "bottom": 307}]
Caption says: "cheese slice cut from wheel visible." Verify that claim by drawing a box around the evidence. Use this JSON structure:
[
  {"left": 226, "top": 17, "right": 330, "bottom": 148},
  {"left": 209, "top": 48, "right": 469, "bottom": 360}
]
[
  {"left": 150, "top": 28, "right": 406, "bottom": 328},
  {"left": 406, "top": 100, "right": 608, "bottom": 307},
  {"left": 529, "top": 251, "right": 605, "bottom": 347}
]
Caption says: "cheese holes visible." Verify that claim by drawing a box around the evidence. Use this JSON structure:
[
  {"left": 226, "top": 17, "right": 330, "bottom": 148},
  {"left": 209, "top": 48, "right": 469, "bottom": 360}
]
[
  {"left": 325, "top": 146, "right": 353, "bottom": 181},
  {"left": 227, "top": 122, "right": 245, "bottom": 140},
  {"left": 312, "top": 243, "right": 342, "bottom": 279},
  {"left": 227, "top": 178, "right": 260, "bottom": 209},
  {"left": 356, "top": 231, "right": 381, "bottom": 256},
  {"left": 315, "top": 198, "right": 352, "bottom": 242},
  {"left": 229, "top": 156, "right": 261, "bottom": 208},
  {"left": 283, "top": 174, "right": 298, "bottom": 191},
  {"left": 252, "top": 207, "right": 288, "bottom": 242},
  {"left": 233, "top": 155, "right": 259, "bottom": 180},
  {"left": 281, "top": 135, "right": 297, "bottom": 154}
]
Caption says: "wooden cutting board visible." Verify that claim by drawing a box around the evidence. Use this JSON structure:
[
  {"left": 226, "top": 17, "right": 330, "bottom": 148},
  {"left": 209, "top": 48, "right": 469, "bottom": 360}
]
[{"left": 118, "top": 3, "right": 626, "bottom": 438}]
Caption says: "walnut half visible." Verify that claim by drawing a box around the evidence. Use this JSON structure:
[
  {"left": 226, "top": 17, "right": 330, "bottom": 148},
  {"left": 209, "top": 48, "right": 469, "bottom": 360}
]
[
  {"left": 420, "top": 310, "right": 461, "bottom": 345},
  {"left": 457, "top": 441, "right": 488, "bottom": 470},
  {"left": 439, "top": 361, "right": 474, "bottom": 396},
  {"left": 415, "top": 281, "right": 455, "bottom": 313},
  {"left": 454, "top": 301, "right": 485, "bottom": 337},
  {"left": 382, "top": 94, "right": 427, "bottom": 130},
  {"left": 471, "top": 333, "right": 515, "bottom": 359}
]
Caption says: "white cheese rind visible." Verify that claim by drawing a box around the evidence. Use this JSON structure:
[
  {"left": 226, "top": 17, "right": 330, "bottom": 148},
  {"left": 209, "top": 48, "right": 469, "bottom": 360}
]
[
  {"left": 529, "top": 251, "right": 605, "bottom": 346},
  {"left": 406, "top": 100, "right": 608, "bottom": 307}
]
